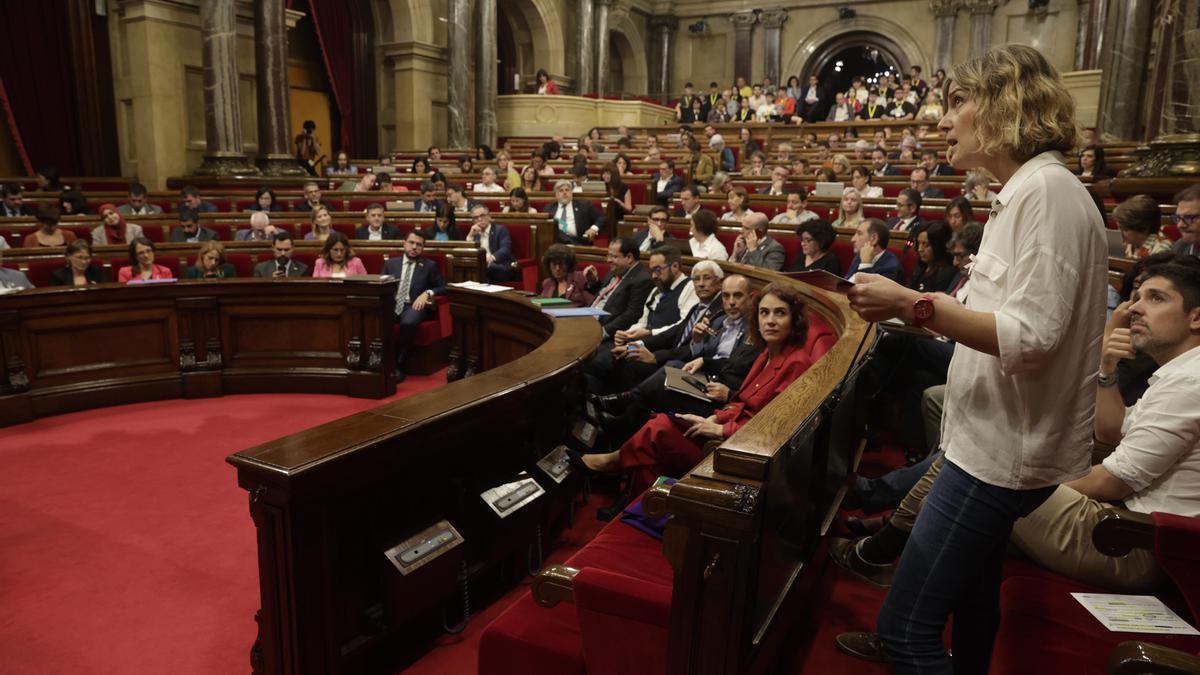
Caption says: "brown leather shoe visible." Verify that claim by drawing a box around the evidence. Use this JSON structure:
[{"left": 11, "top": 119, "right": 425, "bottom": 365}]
[
  {"left": 835, "top": 631, "right": 888, "bottom": 662},
  {"left": 828, "top": 537, "right": 896, "bottom": 588},
  {"left": 845, "top": 515, "right": 886, "bottom": 537}
]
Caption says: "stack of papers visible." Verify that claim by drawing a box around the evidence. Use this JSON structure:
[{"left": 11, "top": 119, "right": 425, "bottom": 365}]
[
  {"left": 449, "top": 281, "right": 512, "bottom": 293},
  {"left": 1072, "top": 593, "right": 1200, "bottom": 635}
]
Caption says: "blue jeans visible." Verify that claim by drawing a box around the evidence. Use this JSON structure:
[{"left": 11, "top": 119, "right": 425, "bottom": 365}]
[
  {"left": 877, "top": 460, "right": 1055, "bottom": 674},
  {"left": 854, "top": 451, "right": 942, "bottom": 514}
]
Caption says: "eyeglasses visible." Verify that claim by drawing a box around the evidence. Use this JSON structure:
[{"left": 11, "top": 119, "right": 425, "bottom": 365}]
[
  {"left": 649, "top": 216, "right": 669, "bottom": 223},
  {"left": 649, "top": 265, "right": 668, "bottom": 274},
  {"left": 1170, "top": 214, "right": 1200, "bottom": 226}
]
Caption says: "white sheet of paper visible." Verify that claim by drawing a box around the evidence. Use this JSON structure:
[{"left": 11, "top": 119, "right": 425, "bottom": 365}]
[
  {"left": 480, "top": 473, "right": 544, "bottom": 518},
  {"left": 449, "top": 281, "right": 512, "bottom": 293},
  {"left": 1072, "top": 593, "right": 1200, "bottom": 635}
]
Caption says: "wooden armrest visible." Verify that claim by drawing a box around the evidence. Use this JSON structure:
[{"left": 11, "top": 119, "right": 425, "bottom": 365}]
[
  {"left": 1110, "top": 641, "right": 1200, "bottom": 675},
  {"left": 1093, "top": 507, "right": 1156, "bottom": 557},
  {"left": 643, "top": 482, "right": 672, "bottom": 518},
  {"left": 531, "top": 564, "right": 579, "bottom": 608}
]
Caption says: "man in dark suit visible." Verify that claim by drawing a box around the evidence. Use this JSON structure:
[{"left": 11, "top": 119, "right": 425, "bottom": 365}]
[
  {"left": 355, "top": 203, "right": 402, "bottom": 240},
  {"left": 730, "top": 213, "right": 786, "bottom": 271},
  {"left": 544, "top": 179, "right": 603, "bottom": 244},
  {"left": 885, "top": 189, "right": 926, "bottom": 237},
  {"left": 797, "top": 75, "right": 825, "bottom": 123},
  {"left": 672, "top": 185, "right": 704, "bottom": 219},
  {"left": 382, "top": 230, "right": 446, "bottom": 380},
  {"left": 920, "top": 149, "right": 955, "bottom": 177},
  {"left": 179, "top": 185, "right": 219, "bottom": 213},
  {"left": 412, "top": 181, "right": 442, "bottom": 213},
  {"left": 591, "top": 260, "right": 725, "bottom": 397},
  {"left": 467, "top": 204, "right": 518, "bottom": 283},
  {"left": 847, "top": 219, "right": 903, "bottom": 283},
  {"left": 909, "top": 167, "right": 946, "bottom": 200},
  {"left": 252, "top": 232, "right": 309, "bottom": 278},
  {"left": 593, "top": 273, "right": 762, "bottom": 442},
  {"left": 651, "top": 160, "right": 683, "bottom": 207},
  {"left": 169, "top": 209, "right": 218, "bottom": 243},
  {"left": 633, "top": 206, "right": 675, "bottom": 253},
  {"left": 756, "top": 165, "right": 791, "bottom": 196},
  {"left": 236, "top": 211, "right": 279, "bottom": 241},
  {"left": 583, "top": 236, "right": 652, "bottom": 339},
  {"left": 871, "top": 148, "right": 901, "bottom": 177},
  {"left": 1, "top": 183, "right": 35, "bottom": 217},
  {"left": 296, "top": 181, "right": 332, "bottom": 213},
  {"left": 445, "top": 183, "right": 481, "bottom": 215}
]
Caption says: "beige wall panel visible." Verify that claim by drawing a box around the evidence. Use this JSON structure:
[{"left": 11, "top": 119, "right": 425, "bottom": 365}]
[
  {"left": 496, "top": 95, "right": 674, "bottom": 138},
  {"left": 1063, "top": 69, "right": 1102, "bottom": 129}
]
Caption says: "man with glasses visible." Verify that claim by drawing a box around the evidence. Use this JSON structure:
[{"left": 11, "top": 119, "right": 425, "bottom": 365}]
[
  {"left": 886, "top": 189, "right": 925, "bottom": 235},
  {"left": 635, "top": 206, "right": 675, "bottom": 252},
  {"left": 297, "top": 181, "right": 330, "bottom": 213},
  {"left": 585, "top": 246, "right": 700, "bottom": 395},
  {"left": 1169, "top": 185, "right": 1200, "bottom": 257},
  {"left": 909, "top": 167, "right": 945, "bottom": 200},
  {"left": 467, "top": 204, "right": 518, "bottom": 283}
]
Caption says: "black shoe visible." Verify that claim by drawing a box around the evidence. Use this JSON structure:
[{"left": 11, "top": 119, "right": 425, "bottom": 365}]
[
  {"left": 593, "top": 392, "right": 632, "bottom": 414},
  {"left": 596, "top": 493, "right": 631, "bottom": 521},
  {"left": 596, "top": 410, "right": 620, "bottom": 430},
  {"left": 845, "top": 515, "right": 887, "bottom": 537},
  {"left": 564, "top": 448, "right": 595, "bottom": 476},
  {"left": 834, "top": 632, "right": 888, "bottom": 662}
]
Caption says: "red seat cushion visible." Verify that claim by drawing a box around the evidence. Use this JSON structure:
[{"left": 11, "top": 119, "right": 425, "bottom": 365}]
[
  {"left": 479, "top": 502, "right": 674, "bottom": 675},
  {"left": 991, "top": 566, "right": 1200, "bottom": 675}
]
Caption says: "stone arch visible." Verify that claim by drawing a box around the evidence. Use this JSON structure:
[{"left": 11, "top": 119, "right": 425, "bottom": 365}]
[
  {"left": 499, "top": 0, "right": 565, "bottom": 81},
  {"left": 608, "top": 11, "right": 648, "bottom": 95},
  {"left": 784, "top": 15, "right": 930, "bottom": 84}
]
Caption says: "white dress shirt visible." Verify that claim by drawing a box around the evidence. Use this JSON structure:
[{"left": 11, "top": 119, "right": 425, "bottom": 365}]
[
  {"left": 941, "top": 151, "right": 1108, "bottom": 489},
  {"left": 1104, "top": 344, "right": 1200, "bottom": 517},
  {"left": 631, "top": 274, "right": 700, "bottom": 336},
  {"left": 474, "top": 183, "right": 506, "bottom": 193},
  {"left": 367, "top": 226, "right": 383, "bottom": 241},
  {"left": 689, "top": 235, "right": 729, "bottom": 261},
  {"left": 771, "top": 209, "right": 819, "bottom": 226}
]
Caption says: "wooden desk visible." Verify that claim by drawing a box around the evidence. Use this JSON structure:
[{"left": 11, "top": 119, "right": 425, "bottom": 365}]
[
  {"left": 0, "top": 278, "right": 398, "bottom": 426},
  {"left": 228, "top": 287, "right": 601, "bottom": 675}
]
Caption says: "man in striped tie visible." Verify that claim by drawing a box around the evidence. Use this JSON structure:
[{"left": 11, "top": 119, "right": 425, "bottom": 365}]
[{"left": 381, "top": 230, "right": 445, "bottom": 381}]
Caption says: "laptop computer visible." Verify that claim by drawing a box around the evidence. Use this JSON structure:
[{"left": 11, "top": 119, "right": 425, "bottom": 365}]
[
  {"left": 1106, "top": 229, "right": 1127, "bottom": 258},
  {"left": 813, "top": 181, "right": 845, "bottom": 198}
]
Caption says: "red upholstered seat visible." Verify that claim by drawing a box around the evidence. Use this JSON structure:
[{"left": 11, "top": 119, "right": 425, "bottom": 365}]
[
  {"left": 775, "top": 233, "right": 804, "bottom": 268},
  {"left": 356, "top": 252, "right": 385, "bottom": 274},
  {"left": 502, "top": 222, "right": 539, "bottom": 292},
  {"left": 24, "top": 260, "right": 69, "bottom": 287},
  {"left": 330, "top": 223, "right": 355, "bottom": 239},
  {"left": 992, "top": 513, "right": 1200, "bottom": 674},
  {"left": 291, "top": 251, "right": 318, "bottom": 272},
  {"left": 226, "top": 253, "right": 254, "bottom": 277},
  {"left": 479, "top": 501, "right": 674, "bottom": 675},
  {"left": 830, "top": 240, "right": 855, "bottom": 273},
  {"left": 206, "top": 223, "right": 233, "bottom": 241}
]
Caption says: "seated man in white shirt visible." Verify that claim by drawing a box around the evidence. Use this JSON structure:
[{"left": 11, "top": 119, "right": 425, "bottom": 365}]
[
  {"left": 474, "top": 166, "right": 506, "bottom": 193},
  {"left": 688, "top": 208, "right": 729, "bottom": 261},
  {"left": 771, "top": 189, "right": 820, "bottom": 226},
  {"left": 831, "top": 261, "right": 1200, "bottom": 605}
]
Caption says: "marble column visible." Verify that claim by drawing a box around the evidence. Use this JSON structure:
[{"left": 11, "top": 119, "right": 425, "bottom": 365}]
[
  {"left": 254, "top": 0, "right": 305, "bottom": 175},
  {"left": 595, "top": 0, "right": 613, "bottom": 97},
  {"left": 475, "top": 0, "right": 497, "bottom": 147},
  {"left": 649, "top": 15, "right": 677, "bottom": 103},
  {"left": 576, "top": 0, "right": 595, "bottom": 95},
  {"left": 730, "top": 11, "right": 758, "bottom": 85},
  {"left": 929, "top": 0, "right": 959, "bottom": 75},
  {"left": 195, "top": 0, "right": 259, "bottom": 175},
  {"left": 964, "top": 0, "right": 1000, "bottom": 60},
  {"left": 1074, "top": 0, "right": 1093, "bottom": 70},
  {"left": 1095, "top": 0, "right": 1152, "bottom": 141},
  {"left": 1123, "top": 0, "right": 1200, "bottom": 175},
  {"left": 447, "top": 0, "right": 474, "bottom": 148},
  {"left": 759, "top": 10, "right": 787, "bottom": 87},
  {"left": 1083, "top": 0, "right": 1111, "bottom": 71}
]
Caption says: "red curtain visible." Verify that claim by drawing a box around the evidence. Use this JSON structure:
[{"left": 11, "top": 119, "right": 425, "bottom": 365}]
[
  {"left": 0, "top": 3, "right": 83, "bottom": 175},
  {"left": 307, "top": 0, "right": 356, "bottom": 153}
]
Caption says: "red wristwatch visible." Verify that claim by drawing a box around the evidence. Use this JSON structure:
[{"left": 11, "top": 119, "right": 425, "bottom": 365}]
[{"left": 912, "top": 295, "right": 936, "bottom": 326}]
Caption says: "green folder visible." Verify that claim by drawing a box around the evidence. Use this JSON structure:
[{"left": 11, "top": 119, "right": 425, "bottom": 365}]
[{"left": 531, "top": 297, "right": 573, "bottom": 306}]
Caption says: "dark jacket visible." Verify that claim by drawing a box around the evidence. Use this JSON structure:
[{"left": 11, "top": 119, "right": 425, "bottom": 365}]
[
  {"left": 587, "top": 261, "right": 652, "bottom": 336},
  {"left": 643, "top": 297, "right": 725, "bottom": 364},
  {"left": 49, "top": 265, "right": 105, "bottom": 285},
  {"left": 179, "top": 200, "right": 218, "bottom": 213},
  {"left": 252, "top": 258, "right": 310, "bottom": 278},
  {"left": 907, "top": 262, "right": 957, "bottom": 294},
  {"left": 543, "top": 199, "right": 606, "bottom": 245},
  {"left": 355, "top": 223, "right": 403, "bottom": 240},
  {"left": 170, "top": 226, "right": 219, "bottom": 243},
  {"left": 382, "top": 255, "right": 446, "bottom": 306},
  {"left": 701, "top": 332, "right": 764, "bottom": 391},
  {"left": 419, "top": 222, "right": 466, "bottom": 241},
  {"left": 471, "top": 223, "right": 515, "bottom": 265},
  {"left": 788, "top": 251, "right": 842, "bottom": 276},
  {"left": 184, "top": 263, "right": 237, "bottom": 279},
  {"left": 652, "top": 174, "right": 683, "bottom": 207}
]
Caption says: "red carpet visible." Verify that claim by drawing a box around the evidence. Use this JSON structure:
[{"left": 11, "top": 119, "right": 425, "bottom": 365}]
[{"left": 0, "top": 372, "right": 444, "bottom": 675}]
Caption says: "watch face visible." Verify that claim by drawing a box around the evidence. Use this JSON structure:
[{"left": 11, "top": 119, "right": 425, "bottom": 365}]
[{"left": 914, "top": 299, "right": 934, "bottom": 321}]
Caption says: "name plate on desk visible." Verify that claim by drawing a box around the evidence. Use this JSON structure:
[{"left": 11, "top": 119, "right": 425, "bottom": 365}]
[
  {"left": 384, "top": 521, "right": 463, "bottom": 576},
  {"left": 536, "top": 445, "right": 573, "bottom": 484},
  {"left": 481, "top": 473, "right": 544, "bottom": 518}
]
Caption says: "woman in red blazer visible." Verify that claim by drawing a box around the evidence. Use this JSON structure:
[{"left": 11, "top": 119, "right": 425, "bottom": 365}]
[
  {"left": 535, "top": 68, "right": 559, "bottom": 95},
  {"left": 581, "top": 282, "right": 837, "bottom": 496},
  {"left": 117, "top": 237, "right": 175, "bottom": 283},
  {"left": 539, "top": 243, "right": 595, "bottom": 305}
]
